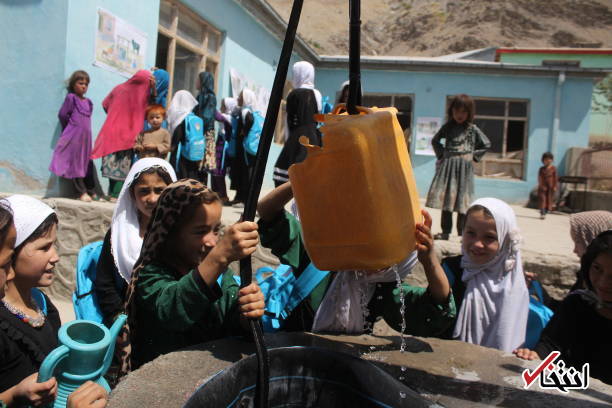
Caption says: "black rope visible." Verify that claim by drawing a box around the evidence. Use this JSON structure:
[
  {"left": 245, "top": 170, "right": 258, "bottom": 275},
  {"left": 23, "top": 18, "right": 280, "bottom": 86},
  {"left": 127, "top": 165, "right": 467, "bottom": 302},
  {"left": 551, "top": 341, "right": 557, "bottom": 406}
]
[
  {"left": 347, "top": 0, "right": 362, "bottom": 114},
  {"left": 239, "top": 1, "right": 304, "bottom": 407}
]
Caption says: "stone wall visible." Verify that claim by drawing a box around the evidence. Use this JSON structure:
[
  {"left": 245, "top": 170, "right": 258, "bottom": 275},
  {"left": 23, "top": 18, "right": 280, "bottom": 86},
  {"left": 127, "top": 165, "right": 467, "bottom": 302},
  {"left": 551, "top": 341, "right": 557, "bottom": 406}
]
[{"left": 44, "top": 198, "right": 114, "bottom": 300}]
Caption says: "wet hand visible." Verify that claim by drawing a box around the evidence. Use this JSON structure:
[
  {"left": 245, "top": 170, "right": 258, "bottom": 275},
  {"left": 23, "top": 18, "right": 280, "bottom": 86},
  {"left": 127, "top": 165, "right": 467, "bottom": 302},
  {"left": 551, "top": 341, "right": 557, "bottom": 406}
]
[
  {"left": 67, "top": 381, "right": 108, "bottom": 408},
  {"left": 238, "top": 282, "right": 265, "bottom": 319},
  {"left": 14, "top": 374, "right": 57, "bottom": 406},
  {"left": 215, "top": 221, "right": 259, "bottom": 263},
  {"left": 415, "top": 209, "right": 436, "bottom": 265},
  {"left": 513, "top": 348, "right": 539, "bottom": 361}
]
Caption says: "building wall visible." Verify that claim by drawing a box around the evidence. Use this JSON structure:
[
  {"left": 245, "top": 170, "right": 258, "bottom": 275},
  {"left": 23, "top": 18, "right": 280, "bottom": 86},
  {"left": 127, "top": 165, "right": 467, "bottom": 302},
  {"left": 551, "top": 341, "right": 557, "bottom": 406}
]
[
  {"left": 315, "top": 68, "right": 593, "bottom": 203},
  {"left": 499, "top": 53, "right": 612, "bottom": 68},
  {"left": 0, "top": 0, "right": 69, "bottom": 194},
  {"left": 500, "top": 52, "right": 612, "bottom": 145},
  {"left": 0, "top": 0, "right": 159, "bottom": 196}
]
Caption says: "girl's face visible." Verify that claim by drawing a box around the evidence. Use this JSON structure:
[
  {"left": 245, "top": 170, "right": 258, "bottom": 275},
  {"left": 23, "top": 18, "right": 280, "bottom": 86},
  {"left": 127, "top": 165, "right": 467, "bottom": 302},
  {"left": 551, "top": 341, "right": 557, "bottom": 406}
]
[
  {"left": 462, "top": 210, "right": 500, "bottom": 265},
  {"left": 0, "top": 225, "right": 16, "bottom": 298},
  {"left": 13, "top": 224, "right": 59, "bottom": 288},
  {"left": 590, "top": 252, "right": 612, "bottom": 303},
  {"left": 147, "top": 112, "right": 164, "bottom": 130},
  {"left": 452, "top": 106, "right": 468, "bottom": 124},
  {"left": 173, "top": 202, "right": 222, "bottom": 268},
  {"left": 73, "top": 79, "right": 89, "bottom": 97},
  {"left": 132, "top": 173, "right": 168, "bottom": 220}
]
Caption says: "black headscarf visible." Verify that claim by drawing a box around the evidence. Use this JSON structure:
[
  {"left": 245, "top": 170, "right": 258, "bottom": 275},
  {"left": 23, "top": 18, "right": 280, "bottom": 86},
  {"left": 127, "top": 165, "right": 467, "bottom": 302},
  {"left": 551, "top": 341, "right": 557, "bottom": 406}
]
[{"left": 196, "top": 72, "right": 217, "bottom": 131}]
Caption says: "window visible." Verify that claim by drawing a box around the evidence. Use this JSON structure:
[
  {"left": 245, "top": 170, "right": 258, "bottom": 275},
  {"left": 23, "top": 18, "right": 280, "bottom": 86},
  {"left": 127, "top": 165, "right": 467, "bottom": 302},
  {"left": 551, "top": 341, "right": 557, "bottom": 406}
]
[
  {"left": 446, "top": 96, "right": 529, "bottom": 180},
  {"left": 361, "top": 94, "right": 414, "bottom": 151},
  {"left": 156, "top": 0, "right": 222, "bottom": 98}
]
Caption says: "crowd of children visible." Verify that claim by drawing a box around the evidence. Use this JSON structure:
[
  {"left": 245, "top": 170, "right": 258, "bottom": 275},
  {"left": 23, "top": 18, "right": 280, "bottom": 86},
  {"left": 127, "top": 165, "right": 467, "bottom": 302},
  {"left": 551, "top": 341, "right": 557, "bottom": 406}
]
[
  {"left": 50, "top": 65, "right": 262, "bottom": 206},
  {"left": 0, "top": 66, "right": 610, "bottom": 406}
]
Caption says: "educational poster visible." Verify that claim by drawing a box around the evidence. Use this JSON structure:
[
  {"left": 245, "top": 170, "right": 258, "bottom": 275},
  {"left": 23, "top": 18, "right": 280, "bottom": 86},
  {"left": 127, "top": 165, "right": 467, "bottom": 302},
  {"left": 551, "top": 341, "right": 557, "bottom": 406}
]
[
  {"left": 94, "top": 8, "right": 148, "bottom": 77},
  {"left": 229, "top": 68, "right": 270, "bottom": 114},
  {"left": 415, "top": 117, "right": 441, "bottom": 156}
]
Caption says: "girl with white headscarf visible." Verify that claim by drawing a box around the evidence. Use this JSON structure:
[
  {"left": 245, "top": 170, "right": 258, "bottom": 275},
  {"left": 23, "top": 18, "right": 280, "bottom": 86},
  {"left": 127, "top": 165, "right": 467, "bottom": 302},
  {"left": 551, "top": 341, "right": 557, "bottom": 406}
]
[
  {"left": 95, "top": 158, "right": 176, "bottom": 327},
  {"left": 1, "top": 195, "right": 62, "bottom": 396},
  {"left": 167, "top": 90, "right": 199, "bottom": 180},
  {"left": 432, "top": 198, "right": 529, "bottom": 352}
]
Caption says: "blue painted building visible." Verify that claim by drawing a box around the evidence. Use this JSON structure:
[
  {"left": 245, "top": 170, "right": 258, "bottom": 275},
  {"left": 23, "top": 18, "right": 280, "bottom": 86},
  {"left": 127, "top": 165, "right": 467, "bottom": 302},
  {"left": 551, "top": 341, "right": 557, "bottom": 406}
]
[{"left": 0, "top": 0, "right": 608, "bottom": 203}]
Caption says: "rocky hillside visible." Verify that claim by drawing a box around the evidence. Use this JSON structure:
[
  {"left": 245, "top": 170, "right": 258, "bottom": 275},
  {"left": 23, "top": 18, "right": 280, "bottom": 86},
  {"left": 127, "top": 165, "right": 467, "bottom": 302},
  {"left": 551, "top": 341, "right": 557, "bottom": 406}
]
[{"left": 268, "top": 0, "right": 612, "bottom": 56}]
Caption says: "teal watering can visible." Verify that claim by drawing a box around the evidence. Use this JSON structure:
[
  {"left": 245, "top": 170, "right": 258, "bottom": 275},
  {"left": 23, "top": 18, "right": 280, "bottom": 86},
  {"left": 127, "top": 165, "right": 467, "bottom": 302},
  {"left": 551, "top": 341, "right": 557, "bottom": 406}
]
[{"left": 37, "top": 314, "right": 127, "bottom": 408}]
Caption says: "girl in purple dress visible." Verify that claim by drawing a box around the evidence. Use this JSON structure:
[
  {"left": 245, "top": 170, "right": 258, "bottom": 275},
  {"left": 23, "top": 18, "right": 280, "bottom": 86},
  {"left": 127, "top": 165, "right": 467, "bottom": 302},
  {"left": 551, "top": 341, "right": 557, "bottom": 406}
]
[{"left": 49, "top": 70, "right": 97, "bottom": 202}]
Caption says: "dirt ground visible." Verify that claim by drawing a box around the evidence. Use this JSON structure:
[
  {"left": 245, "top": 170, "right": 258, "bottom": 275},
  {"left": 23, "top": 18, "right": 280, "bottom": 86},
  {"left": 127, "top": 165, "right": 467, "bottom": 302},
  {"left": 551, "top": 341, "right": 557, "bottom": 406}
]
[{"left": 268, "top": 0, "right": 612, "bottom": 56}]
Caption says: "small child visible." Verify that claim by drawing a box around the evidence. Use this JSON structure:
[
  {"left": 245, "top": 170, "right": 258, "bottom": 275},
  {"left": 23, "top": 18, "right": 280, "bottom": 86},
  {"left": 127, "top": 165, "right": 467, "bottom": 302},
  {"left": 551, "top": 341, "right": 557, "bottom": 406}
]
[
  {"left": 134, "top": 104, "right": 171, "bottom": 159},
  {"left": 422, "top": 197, "right": 530, "bottom": 352},
  {"left": 425, "top": 94, "right": 491, "bottom": 240},
  {"left": 537, "top": 152, "right": 557, "bottom": 220},
  {"left": 49, "top": 70, "right": 97, "bottom": 202}
]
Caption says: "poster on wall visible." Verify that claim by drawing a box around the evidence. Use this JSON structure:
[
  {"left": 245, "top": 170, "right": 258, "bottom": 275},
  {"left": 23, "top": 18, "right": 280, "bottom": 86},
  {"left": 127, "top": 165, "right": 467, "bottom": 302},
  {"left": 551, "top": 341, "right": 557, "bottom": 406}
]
[
  {"left": 415, "top": 117, "right": 442, "bottom": 156},
  {"left": 94, "top": 8, "right": 148, "bottom": 77},
  {"left": 229, "top": 68, "right": 270, "bottom": 114}
]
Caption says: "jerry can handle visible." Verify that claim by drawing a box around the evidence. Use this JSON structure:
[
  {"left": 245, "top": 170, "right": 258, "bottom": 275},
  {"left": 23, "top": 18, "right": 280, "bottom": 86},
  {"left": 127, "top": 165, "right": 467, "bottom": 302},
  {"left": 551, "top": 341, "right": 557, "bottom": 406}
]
[
  {"left": 314, "top": 104, "right": 374, "bottom": 122},
  {"left": 38, "top": 345, "right": 69, "bottom": 383}
]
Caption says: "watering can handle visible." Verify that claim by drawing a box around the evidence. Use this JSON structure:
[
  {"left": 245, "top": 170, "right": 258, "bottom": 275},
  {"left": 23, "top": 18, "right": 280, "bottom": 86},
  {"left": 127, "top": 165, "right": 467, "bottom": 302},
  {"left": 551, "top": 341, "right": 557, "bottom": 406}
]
[{"left": 37, "top": 345, "right": 69, "bottom": 383}]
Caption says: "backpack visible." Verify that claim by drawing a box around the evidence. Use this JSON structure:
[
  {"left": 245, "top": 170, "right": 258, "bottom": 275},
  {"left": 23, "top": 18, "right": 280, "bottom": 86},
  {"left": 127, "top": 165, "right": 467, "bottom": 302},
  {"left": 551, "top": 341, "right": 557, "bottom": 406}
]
[
  {"left": 72, "top": 241, "right": 104, "bottom": 323},
  {"left": 524, "top": 280, "right": 554, "bottom": 349},
  {"left": 255, "top": 263, "right": 329, "bottom": 332},
  {"left": 181, "top": 113, "right": 205, "bottom": 161},
  {"left": 243, "top": 110, "right": 265, "bottom": 156},
  {"left": 226, "top": 113, "right": 239, "bottom": 158}
]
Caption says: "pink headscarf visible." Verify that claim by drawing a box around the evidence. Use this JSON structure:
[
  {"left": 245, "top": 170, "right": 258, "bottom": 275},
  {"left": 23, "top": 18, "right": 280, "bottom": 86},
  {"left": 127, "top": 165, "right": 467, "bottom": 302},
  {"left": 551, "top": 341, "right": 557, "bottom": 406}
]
[{"left": 91, "top": 70, "right": 152, "bottom": 158}]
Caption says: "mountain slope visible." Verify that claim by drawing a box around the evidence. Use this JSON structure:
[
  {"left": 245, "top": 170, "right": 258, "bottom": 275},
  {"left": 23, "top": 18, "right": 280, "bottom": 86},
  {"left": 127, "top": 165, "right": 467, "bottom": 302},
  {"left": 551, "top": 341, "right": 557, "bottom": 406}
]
[{"left": 268, "top": 0, "right": 612, "bottom": 56}]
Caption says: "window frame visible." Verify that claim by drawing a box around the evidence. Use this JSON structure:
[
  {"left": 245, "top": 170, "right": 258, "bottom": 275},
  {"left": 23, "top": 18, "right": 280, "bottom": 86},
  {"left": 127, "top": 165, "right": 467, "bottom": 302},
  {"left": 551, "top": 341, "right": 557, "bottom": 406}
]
[
  {"left": 446, "top": 96, "right": 530, "bottom": 180},
  {"left": 158, "top": 0, "right": 222, "bottom": 98}
]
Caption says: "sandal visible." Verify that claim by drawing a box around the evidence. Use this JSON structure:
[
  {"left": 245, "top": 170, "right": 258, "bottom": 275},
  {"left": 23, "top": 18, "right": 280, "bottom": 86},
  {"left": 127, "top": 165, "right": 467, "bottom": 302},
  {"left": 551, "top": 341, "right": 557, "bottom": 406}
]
[
  {"left": 433, "top": 233, "right": 449, "bottom": 240},
  {"left": 79, "top": 193, "right": 93, "bottom": 202}
]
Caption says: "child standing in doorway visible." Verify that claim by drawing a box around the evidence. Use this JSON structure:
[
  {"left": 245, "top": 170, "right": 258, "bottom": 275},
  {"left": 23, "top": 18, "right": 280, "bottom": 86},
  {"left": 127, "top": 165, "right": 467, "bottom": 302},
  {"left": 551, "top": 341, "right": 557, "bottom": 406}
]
[
  {"left": 50, "top": 70, "right": 97, "bottom": 202},
  {"left": 425, "top": 94, "right": 491, "bottom": 240},
  {"left": 537, "top": 152, "right": 557, "bottom": 220},
  {"left": 134, "top": 105, "right": 171, "bottom": 159}
]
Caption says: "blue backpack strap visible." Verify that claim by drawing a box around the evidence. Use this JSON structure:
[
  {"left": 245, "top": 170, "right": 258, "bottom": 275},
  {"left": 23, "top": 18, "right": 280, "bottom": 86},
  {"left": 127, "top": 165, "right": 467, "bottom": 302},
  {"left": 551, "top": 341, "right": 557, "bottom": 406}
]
[
  {"left": 31, "top": 288, "right": 47, "bottom": 316},
  {"left": 442, "top": 262, "right": 456, "bottom": 287},
  {"left": 281, "top": 263, "right": 329, "bottom": 320}
]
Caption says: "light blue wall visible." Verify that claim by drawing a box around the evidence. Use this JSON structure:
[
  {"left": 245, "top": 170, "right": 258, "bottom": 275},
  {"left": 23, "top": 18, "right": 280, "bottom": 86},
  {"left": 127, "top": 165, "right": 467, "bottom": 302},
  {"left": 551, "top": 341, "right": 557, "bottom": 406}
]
[
  {"left": 315, "top": 68, "right": 593, "bottom": 203},
  {"left": 180, "top": 0, "right": 301, "bottom": 101},
  {"left": 0, "top": 0, "right": 159, "bottom": 195},
  {"left": 0, "top": 0, "right": 69, "bottom": 194}
]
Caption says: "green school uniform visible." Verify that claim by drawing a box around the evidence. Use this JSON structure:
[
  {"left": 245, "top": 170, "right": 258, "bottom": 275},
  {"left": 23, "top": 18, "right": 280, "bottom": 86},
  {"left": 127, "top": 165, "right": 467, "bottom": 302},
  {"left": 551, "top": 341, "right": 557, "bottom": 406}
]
[
  {"left": 258, "top": 211, "right": 456, "bottom": 336},
  {"left": 132, "top": 264, "right": 243, "bottom": 367}
]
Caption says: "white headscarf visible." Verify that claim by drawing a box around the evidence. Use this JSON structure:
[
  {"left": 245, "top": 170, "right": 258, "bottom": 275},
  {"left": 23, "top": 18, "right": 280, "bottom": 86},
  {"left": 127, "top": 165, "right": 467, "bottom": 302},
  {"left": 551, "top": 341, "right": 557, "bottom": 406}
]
[
  {"left": 111, "top": 158, "right": 177, "bottom": 283},
  {"left": 240, "top": 88, "right": 258, "bottom": 121},
  {"left": 222, "top": 97, "right": 237, "bottom": 114},
  {"left": 453, "top": 198, "right": 529, "bottom": 352},
  {"left": 167, "top": 90, "right": 198, "bottom": 136},
  {"left": 311, "top": 251, "right": 418, "bottom": 334},
  {"left": 292, "top": 61, "right": 322, "bottom": 112},
  {"left": 5, "top": 195, "right": 55, "bottom": 248}
]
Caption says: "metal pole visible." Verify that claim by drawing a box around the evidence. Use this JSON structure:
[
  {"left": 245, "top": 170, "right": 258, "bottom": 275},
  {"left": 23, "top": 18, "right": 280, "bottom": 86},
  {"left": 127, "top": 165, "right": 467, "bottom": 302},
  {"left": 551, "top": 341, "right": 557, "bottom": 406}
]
[
  {"left": 239, "top": 1, "right": 304, "bottom": 407},
  {"left": 347, "top": 0, "right": 362, "bottom": 114}
]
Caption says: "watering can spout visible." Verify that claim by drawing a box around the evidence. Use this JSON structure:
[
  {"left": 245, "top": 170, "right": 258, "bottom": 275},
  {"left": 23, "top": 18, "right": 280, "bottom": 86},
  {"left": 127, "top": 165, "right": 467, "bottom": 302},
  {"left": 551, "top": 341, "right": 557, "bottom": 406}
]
[
  {"left": 110, "top": 314, "right": 127, "bottom": 340},
  {"left": 101, "top": 314, "right": 127, "bottom": 375}
]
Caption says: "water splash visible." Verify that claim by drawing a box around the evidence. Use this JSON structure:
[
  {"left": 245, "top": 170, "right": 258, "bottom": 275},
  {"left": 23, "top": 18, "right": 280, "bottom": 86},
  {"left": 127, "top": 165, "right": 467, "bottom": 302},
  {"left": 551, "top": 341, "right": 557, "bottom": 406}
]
[{"left": 393, "top": 264, "right": 407, "bottom": 353}]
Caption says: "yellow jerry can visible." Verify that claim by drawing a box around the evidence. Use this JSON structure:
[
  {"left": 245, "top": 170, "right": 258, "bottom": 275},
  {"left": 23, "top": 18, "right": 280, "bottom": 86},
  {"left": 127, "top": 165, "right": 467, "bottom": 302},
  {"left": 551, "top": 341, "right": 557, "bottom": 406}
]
[{"left": 288, "top": 104, "right": 421, "bottom": 271}]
